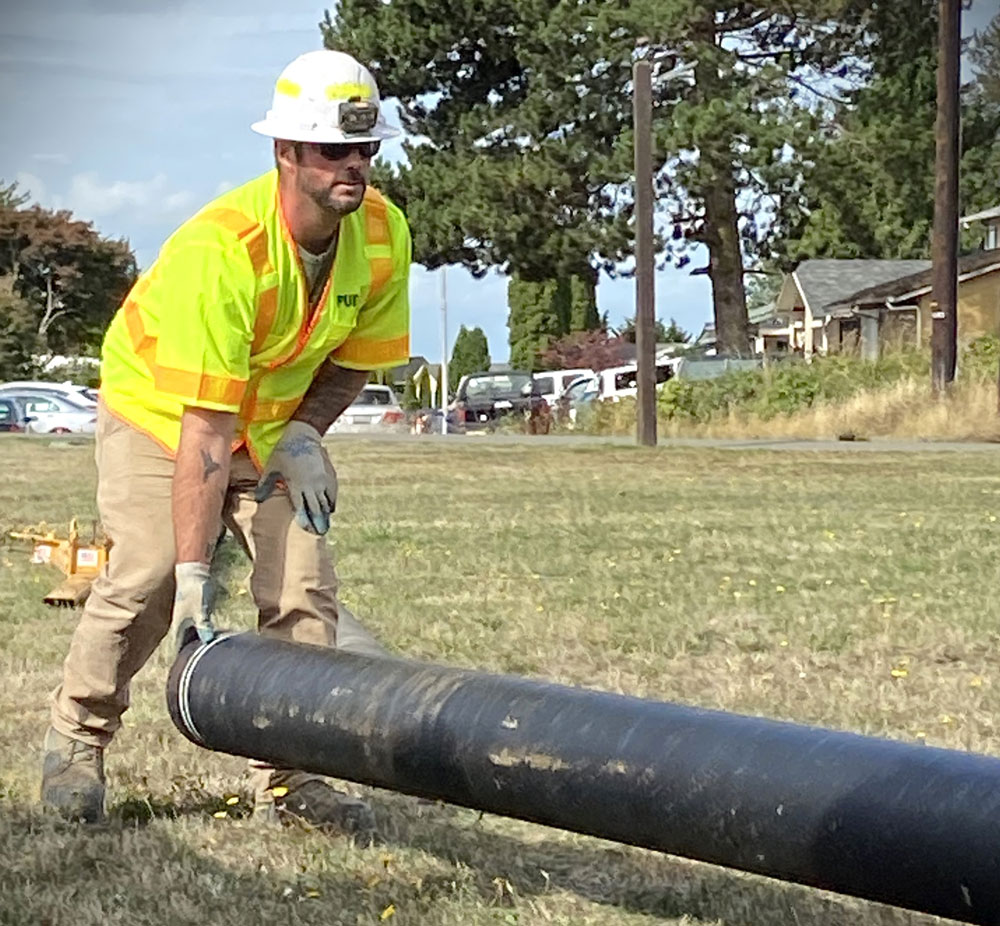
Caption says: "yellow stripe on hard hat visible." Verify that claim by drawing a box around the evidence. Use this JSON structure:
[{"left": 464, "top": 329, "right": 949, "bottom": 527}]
[
  {"left": 326, "top": 82, "right": 372, "bottom": 100},
  {"left": 276, "top": 78, "right": 301, "bottom": 97}
]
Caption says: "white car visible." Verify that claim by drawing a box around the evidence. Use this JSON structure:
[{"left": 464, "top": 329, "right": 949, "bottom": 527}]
[
  {"left": 327, "top": 385, "right": 406, "bottom": 435},
  {"left": 0, "top": 381, "right": 98, "bottom": 407},
  {"left": 5, "top": 392, "right": 98, "bottom": 434},
  {"left": 532, "top": 368, "right": 594, "bottom": 407}
]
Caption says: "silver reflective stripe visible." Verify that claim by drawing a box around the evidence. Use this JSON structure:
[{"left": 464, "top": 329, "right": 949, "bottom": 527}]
[{"left": 177, "top": 632, "right": 237, "bottom": 745}]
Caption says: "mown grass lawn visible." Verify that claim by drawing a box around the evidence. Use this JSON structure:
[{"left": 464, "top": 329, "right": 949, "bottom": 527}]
[{"left": 2, "top": 434, "right": 998, "bottom": 926}]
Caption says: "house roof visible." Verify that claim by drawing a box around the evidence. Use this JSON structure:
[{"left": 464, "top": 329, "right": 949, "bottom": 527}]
[
  {"left": 386, "top": 355, "right": 428, "bottom": 381},
  {"left": 791, "top": 260, "right": 931, "bottom": 318},
  {"left": 826, "top": 249, "right": 1000, "bottom": 311}
]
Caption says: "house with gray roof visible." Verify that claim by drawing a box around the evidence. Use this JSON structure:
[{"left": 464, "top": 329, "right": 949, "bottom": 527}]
[
  {"left": 826, "top": 248, "right": 1000, "bottom": 359},
  {"left": 775, "top": 259, "right": 931, "bottom": 357}
]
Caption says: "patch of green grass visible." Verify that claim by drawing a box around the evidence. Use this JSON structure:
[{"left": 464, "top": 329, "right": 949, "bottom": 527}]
[{"left": 2, "top": 434, "right": 998, "bottom": 924}]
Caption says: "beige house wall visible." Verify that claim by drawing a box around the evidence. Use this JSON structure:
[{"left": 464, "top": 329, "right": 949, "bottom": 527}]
[{"left": 916, "top": 270, "right": 1000, "bottom": 346}]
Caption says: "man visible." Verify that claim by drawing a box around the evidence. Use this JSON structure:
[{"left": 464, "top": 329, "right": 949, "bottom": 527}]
[{"left": 40, "top": 50, "right": 411, "bottom": 837}]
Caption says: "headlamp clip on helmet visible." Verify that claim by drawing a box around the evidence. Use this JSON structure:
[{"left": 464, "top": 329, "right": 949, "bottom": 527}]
[{"left": 338, "top": 97, "right": 379, "bottom": 135}]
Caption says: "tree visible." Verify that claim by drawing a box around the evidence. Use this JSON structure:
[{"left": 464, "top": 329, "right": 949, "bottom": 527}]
[
  {"left": 770, "top": 1, "right": 1000, "bottom": 263},
  {"left": 0, "top": 293, "right": 40, "bottom": 380},
  {"left": 507, "top": 270, "right": 600, "bottom": 369},
  {"left": 538, "top": 329, "right": 629, "bottom": 372},
  {"left": 326, "top": 0, "right": 863, "bottom": 362},
  {"left": 616, "top": 315, "right": 690, "bottom": 344},
  {"left": 449, "top": 325, "right": 491, "bottom": 389},
  {"left": 401, "top": 374, "right": 420, "bottom": 410},
  {"left": 970, "top": 10, "right": 1000, "bottom": 107},
  {"left": 0, "top": 193, "right": 137, "bottom": 357}
]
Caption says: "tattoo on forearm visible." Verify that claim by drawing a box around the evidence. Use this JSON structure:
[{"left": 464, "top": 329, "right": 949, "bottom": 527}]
[
  {"left": 200, "top": 449, "right": 221, "bottom": 482},
  {"left": 294, "top": 364, "right": 370, "bottom": 433}
]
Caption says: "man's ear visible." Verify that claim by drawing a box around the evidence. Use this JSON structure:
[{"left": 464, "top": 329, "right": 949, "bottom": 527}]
[{"left": 275, "top": 139, "right": 299, "bottom": 172}]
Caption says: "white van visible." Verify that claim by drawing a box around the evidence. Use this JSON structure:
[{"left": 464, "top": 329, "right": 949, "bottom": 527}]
[{"left": 532, "top": 368, "right": 594, "bottom": 407}]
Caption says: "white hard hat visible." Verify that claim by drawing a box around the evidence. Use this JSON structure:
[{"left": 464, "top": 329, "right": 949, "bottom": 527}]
[{"left": 251, "top": 50, "right": 400, "bottom": 144}]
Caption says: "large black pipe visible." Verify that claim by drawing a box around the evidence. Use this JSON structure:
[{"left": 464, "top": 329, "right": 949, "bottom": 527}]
[{"left": 168, "top": 633, "right": 1000, "bottom": 924}]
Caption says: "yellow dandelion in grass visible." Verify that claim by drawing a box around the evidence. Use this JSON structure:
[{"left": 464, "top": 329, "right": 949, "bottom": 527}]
[
  {"left": 939, "top": 714, "right": 954, "bottom": 725},
  {"left": 306, "top": 890, "right": 321, "bottom": 898},
  {"left": 212, "top": 811, "right": 228, "bottom": 819},
  {"left": 380, "top": 904, "right": 396, "bottom": 920},
  {"left": 890, "top": 668, "right": 908, "bottom": 679},
  {"left": 271, "top": 786, "right": 289, "bottom": 797},
  {"left": 779, "top": 639, "right": 789, "bottom": 647},
  {"left": 226, "top": 796, "right": 240, "bottom": 805},
  {"left": 970, "top": 676, "right": 984, "bottom": 689},
  {"left": 536, "top": 605, "right": 544, "bottom": 612},
  {"left": 775, "top": 585, "right": 786, "bottom": 593},
  {"left": 747, "top": 579, "right": 757, "bottom": 587},
  {"left": 990, "top": 515, "right": 998, "bottom": 523},
  {"left": 915, "top": 731, "right": 927, "bottom": 740}
]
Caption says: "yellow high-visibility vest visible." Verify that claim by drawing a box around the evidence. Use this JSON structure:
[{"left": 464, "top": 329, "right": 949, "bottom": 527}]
[{"left": 100, "top": 169, "right": 411, "bottom": 466}]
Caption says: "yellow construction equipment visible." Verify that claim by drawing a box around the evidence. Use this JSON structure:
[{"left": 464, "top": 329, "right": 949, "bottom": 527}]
[{"left": 9, "top": 519, "right": 110, "bottom": 607}]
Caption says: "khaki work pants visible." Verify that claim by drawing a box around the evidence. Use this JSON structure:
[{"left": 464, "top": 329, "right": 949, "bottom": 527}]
[{"left": 51, "top": 404, "right": 381, "bottom": 791}]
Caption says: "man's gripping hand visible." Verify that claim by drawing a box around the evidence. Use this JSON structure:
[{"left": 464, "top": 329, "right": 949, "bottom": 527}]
[
  {"left": 254, "top": 420, "right": 337, "bottom": 534},
  {"left": 172, "top": 562, "right": 216, "bottom": 646}
]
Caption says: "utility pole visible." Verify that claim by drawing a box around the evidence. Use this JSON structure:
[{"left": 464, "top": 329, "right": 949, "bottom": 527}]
[
  {"left": 440, "top": 267, "right": 449, "bottom": 434},
  {"left": 633, "top": 56, "right": 657, "bottom": 447},
  {"left": 930, "top": 0, "right": 960, "bottom": 393}
]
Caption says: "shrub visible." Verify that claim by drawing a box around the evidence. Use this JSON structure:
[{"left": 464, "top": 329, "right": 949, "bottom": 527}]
[{"left": 653, "top": 350, "right": 934, "bottom": 426}]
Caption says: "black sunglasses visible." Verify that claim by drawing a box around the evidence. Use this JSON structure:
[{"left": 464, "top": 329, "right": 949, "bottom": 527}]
[{"left": 316, "top": 140, "right": 381, "bottom": 161}]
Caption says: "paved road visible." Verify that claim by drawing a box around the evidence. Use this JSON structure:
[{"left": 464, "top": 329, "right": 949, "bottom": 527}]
[{"left": 327, "top": 433, "right": 1000, "bottom": 453}]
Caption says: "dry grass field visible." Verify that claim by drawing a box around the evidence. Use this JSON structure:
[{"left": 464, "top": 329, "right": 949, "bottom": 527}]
[{"left": 2, "top": 434, "right": 999, "bottom": 926}]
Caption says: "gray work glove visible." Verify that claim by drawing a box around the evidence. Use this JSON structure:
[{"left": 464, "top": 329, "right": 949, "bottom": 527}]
[
  {"left": 254, "top": 420, "right": 337, "bottom": 535},
  {"left": 172, "top": 561, "right": 216, "bottom": 646}
]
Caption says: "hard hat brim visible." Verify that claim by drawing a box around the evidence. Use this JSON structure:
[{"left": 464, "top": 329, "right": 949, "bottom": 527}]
[{"left": 250, "top": 118, "right": 401, "bottom": 144}]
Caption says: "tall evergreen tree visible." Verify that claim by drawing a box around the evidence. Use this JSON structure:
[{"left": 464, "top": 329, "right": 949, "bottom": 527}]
[
  {"left": 449, "top": 325, "right": 492, "bottom": 389},
  {"left": 507, "top": 270, "right": 601, "bottom": 369},
  {"left": 771, "top": 0, "right": 1000, "bottom": 263},
  {"left": 325, "top": 0, "right": 860, "bottom": 360},
  {"left": 507, "top": 274, "right": 562, "bottom": 370}
]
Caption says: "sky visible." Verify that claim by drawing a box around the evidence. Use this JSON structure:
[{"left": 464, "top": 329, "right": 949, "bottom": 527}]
[{"left": 2, "top": 0, "right": 996, "bottom": 364}]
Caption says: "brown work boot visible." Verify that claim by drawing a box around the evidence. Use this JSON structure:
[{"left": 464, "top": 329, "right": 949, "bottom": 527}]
[
  {"left": 254, "top": 771, "right": 377, "bottom": 845},
  {"left": 40, "top": 727, "right": 106, "bottom": 824}
]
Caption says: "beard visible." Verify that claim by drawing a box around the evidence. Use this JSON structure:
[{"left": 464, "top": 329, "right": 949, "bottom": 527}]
[{"left": 302, "top": 171, "right": 366, "bottom": 219}]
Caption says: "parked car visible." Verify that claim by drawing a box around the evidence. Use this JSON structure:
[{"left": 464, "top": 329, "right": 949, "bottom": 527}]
[
  {"left": 452, "top": 370, "right": 549, "bottom": 432},
  {"left": 0, "top": 396, "right": 34, "bottom": 432},
  {"left": 0, "top": 380, "right": 98, "bottom": 407},
  {"left": 532, "top": 368, "right": 594, "bottom": 408},
  {"left": 326, "top": 384, "right": 406, "bottom": 435},
  {"left": 555, "top": 374, "right": 601, "bottom": 425},
  {"left": 2, "top": 392, "right": 98, "bottom": 434}
]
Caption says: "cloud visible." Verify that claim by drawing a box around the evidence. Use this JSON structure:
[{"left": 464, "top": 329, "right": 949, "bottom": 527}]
[
  {"left": 63, "top": 172, "right": 195, "bottom": 221},
  {"left": 31, "top": 153, "right": 71, "bottom": 165},
  {"left": 13, "top": 171, "right": 50, "bottom": 206}
]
